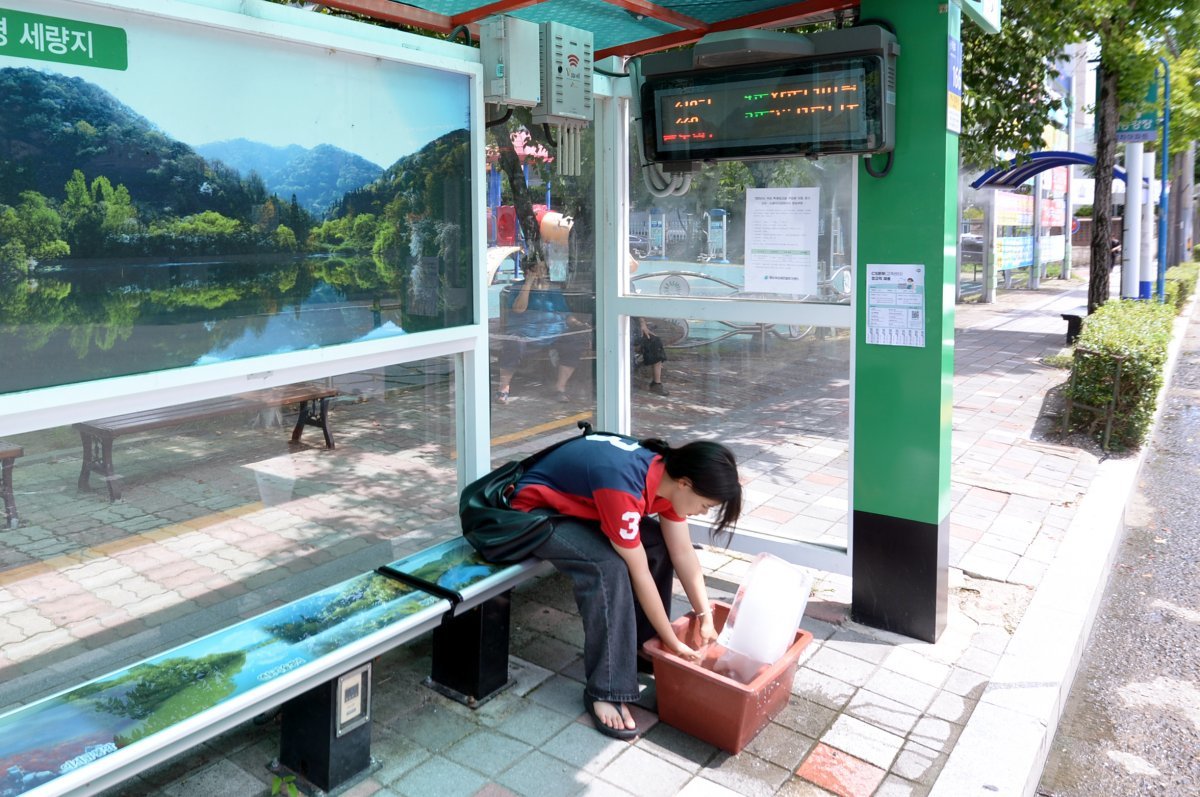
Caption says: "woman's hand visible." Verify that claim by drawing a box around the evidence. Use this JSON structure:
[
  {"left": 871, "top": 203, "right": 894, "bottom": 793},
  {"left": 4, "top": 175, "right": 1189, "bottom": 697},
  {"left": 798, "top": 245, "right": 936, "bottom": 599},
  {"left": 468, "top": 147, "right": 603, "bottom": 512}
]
[
  {"left": 697, "top": 613, "right": 718, "bottom": 645},
  {"left": 664, "top": 633, "right": 701, "bottom": 662}
]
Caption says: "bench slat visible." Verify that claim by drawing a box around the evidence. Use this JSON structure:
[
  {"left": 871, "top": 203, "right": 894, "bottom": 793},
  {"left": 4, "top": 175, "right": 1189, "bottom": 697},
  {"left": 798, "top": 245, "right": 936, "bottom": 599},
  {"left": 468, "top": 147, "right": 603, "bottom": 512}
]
[{"left": 76, "top": 396, "right": 259, "bottom": 436}]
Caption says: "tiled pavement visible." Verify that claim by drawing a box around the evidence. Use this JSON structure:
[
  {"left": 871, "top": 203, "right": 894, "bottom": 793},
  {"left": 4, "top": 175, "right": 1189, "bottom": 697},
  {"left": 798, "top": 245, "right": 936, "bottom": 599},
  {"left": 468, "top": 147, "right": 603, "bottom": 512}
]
[{"left": 0, "top": 266, "right": 1150, "bottom": 797}]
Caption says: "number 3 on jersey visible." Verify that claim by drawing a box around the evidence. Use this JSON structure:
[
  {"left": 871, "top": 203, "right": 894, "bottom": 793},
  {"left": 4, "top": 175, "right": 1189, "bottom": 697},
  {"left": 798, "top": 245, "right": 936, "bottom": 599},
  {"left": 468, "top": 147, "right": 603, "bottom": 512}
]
[{"left": 619, "top": 511, "right": 640, "bottom": 540}]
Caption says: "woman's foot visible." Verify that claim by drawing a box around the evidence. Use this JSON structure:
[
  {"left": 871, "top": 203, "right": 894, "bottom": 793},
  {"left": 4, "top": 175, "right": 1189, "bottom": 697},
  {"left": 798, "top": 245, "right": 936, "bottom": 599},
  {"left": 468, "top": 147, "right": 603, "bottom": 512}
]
[{"left": 583, "top": 692, "right": 638, "bottom": 739}]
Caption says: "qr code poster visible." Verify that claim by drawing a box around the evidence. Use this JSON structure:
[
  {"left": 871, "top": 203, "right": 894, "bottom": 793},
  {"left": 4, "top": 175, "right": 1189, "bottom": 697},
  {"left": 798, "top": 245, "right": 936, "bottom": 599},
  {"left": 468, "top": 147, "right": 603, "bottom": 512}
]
[{"left": 866, "top": 264, "right": 925, "bottom": 347}]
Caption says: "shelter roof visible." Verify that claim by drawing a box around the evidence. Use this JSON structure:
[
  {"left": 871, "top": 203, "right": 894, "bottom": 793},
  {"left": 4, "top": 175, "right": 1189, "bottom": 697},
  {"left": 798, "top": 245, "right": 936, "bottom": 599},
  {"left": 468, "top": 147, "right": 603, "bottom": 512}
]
[
  {"left": 970, "top": 151, "right": 1130, "bottom": 190},
  {"left": 318, "top": 0, "right": 858, "bottom": 59}
]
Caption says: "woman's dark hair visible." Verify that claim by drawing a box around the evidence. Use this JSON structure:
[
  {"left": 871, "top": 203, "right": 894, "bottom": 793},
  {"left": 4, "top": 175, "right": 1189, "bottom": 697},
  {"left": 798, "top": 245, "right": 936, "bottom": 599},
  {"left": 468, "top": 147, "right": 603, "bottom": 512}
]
[{"left": 641, "top": 438, "right": 742, "bottom": 546}]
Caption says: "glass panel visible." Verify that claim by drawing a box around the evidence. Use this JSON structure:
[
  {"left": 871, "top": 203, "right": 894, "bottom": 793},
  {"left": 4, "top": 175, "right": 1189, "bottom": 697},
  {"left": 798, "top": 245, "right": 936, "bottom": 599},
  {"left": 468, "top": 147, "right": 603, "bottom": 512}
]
[
  {"left": 630, "top": 318, "right": 850, "bottom": 550},
  {"left": 0, "top": 361, "right": 459, "bottom": 704},
  {"left": 627, "top": 154, "right": 854, "bottom": 306},
  {"left": 487, "top": 116, "right": 596, "bottom": 451},
  {"left": 0, "top": 18, "right": 472, "bottom": 395}
]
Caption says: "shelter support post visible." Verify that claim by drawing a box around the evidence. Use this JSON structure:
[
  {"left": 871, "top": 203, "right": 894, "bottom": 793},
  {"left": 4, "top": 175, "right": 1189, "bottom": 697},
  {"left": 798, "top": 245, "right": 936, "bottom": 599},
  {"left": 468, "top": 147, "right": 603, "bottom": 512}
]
[{"left": 851, "top": 0, "right": 957, "bottom": 642}]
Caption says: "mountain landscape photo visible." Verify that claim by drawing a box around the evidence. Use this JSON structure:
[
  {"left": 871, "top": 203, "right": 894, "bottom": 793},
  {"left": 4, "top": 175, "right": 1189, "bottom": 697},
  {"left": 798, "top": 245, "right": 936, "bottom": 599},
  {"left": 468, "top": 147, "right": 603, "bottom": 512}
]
[{"left": 196, "top": 138, "right": 383, "bottom": 216}]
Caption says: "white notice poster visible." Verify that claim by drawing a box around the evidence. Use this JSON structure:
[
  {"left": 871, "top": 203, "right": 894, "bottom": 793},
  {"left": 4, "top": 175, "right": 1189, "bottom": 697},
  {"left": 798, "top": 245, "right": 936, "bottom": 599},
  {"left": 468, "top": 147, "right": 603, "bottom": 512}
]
[
  {"left": 866, "top": 264, "right": 926, "bottom": 347},
  {"left": 744, "top": 188, "right": 819, "bottom": 295}
]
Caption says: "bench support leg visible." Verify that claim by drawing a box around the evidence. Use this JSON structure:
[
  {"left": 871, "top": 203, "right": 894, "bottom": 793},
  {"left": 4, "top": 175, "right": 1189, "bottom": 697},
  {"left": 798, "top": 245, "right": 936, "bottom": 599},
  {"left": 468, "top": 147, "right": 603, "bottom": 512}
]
[
  {"left": 429, "top": 594, "right": 511, "bottom": 706},
  {"left": 280, "top": 666, "right": 373, "bottom": 792},
  {"left": 292, "top": 397, "right": 335, "bottom": 449},
  {"left": 77, "top": 432, "right": 122, "bottom": 501},
  {"left": 1, "top": 457, "right": 17, "bottom": 529}
]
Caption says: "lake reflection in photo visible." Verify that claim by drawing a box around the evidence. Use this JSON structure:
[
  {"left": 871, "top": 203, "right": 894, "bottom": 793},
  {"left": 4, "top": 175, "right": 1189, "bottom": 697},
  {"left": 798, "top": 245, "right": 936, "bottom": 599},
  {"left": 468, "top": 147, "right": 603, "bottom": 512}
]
[{"left": 0, "top": 256, "right": 419, "bottom": 394}]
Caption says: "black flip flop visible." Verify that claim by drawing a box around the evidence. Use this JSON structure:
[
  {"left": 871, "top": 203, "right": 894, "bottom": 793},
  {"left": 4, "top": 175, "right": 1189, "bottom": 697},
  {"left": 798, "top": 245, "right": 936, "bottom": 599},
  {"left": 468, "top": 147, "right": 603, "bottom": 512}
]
[{"left": 583, "top": 691, "right": 639, "bottom": 740}]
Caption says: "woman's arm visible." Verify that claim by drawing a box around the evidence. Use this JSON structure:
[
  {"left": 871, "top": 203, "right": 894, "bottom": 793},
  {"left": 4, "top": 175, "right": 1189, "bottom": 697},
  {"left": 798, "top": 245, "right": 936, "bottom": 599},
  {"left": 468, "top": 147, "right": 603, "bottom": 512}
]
[
  {"left": 611, "top": 541, "right": 700, "bottom": 661},
  {"left": 511, "top": 273, "right": 535, "bottom": 314},
  {"left": 660, "top": 517, "right": 717, "bottom": 644}
]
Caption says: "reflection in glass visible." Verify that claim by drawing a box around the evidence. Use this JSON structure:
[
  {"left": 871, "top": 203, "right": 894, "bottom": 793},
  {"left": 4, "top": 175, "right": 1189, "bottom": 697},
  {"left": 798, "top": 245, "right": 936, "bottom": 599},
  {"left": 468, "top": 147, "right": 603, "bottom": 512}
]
[
  {"left": 0, "top": 361, "right": 460, "bottom": 708},
  {"left": 627, "top": 153, "right": 855, "bottom": 304},
  {"left": 630, "top": 319, "right": 850, "bottom": 550},
  {"left": 487, "top": 115, "right": 596, "bottom": 446}
]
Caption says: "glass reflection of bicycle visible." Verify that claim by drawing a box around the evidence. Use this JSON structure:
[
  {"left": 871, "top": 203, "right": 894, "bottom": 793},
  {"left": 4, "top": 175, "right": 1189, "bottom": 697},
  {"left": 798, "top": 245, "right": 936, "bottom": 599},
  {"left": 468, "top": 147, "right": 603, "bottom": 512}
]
[{"left": 630, "top": 264, "right": 852, "bottom": 348}]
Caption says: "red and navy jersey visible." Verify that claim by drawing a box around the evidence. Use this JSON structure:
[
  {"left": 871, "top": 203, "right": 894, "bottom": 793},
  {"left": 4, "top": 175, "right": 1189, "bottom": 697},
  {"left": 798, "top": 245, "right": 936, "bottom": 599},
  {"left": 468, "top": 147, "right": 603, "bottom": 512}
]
[{"left": 510, "top": 434, "right": 684, "bottom": 548}]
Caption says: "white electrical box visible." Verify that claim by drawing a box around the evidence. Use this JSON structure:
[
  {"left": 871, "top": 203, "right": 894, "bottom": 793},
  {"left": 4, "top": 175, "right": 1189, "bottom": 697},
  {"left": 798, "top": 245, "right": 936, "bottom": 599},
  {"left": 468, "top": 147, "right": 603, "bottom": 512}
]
[
  {"left": 532, "top": 21, "right": 593, "bottom": 124},
  {"left": 479, "top": 15, "right": 541, "bottom": 107}
]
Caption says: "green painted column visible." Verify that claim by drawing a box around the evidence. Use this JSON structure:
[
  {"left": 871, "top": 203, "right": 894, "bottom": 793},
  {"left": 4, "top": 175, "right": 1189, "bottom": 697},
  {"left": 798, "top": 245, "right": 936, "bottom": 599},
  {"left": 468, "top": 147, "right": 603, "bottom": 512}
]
[{"left": 852, "top": 0, "right": 959, "bottom": 642}]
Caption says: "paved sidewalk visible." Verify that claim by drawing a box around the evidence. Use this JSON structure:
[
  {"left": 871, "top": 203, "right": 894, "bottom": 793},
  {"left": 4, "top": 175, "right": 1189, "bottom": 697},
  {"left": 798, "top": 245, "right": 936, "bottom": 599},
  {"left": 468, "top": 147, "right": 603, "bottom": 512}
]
[{"left": 2, "top": 271, "right": 1169, "bottom": 797}]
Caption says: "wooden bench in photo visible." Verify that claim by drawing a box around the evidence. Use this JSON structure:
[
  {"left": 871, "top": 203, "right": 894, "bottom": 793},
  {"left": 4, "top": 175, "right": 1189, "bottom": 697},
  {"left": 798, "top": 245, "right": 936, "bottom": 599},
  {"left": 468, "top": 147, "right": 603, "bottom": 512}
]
[
  {"left": 0, "top": 537, "right": 548, "bottom": 795},
  {"left": 0, "top": 439, "right": 23, "bottom": 529},
  {"left": 74, "top": 382, "right": 339, "bottom": 502}
]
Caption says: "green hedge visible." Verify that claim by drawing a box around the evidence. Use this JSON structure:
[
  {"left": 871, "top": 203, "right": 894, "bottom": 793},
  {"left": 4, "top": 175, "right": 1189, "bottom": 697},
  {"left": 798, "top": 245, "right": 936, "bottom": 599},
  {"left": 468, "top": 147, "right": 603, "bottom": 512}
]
[
  {"left": 1165, "top": 262, "right": 1199, "bottom": 312},
  {"left": 1066, "top": 300, "right": 1175, "bottom": 450}
]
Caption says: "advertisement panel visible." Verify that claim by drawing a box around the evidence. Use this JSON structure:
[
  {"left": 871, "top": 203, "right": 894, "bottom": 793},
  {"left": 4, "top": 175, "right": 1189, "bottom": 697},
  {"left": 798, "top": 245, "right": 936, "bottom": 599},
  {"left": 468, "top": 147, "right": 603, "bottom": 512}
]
[{"left": 0, "top": 1, "right": 473, "bottom": 395}]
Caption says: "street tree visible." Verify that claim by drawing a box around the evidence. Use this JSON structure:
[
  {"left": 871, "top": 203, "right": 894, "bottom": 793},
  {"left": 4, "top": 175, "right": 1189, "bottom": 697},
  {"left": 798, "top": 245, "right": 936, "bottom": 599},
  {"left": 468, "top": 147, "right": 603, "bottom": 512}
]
[
  {"left": 1081, "top": 2, "right": 1199, "bottom": 312},
  {"left": 963, "top": 0, "right": 1200, "bottom": 312}
]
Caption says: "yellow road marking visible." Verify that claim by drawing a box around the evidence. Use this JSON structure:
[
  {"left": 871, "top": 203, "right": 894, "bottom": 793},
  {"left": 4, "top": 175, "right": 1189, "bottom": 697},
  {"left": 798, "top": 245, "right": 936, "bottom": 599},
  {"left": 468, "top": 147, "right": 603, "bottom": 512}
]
[
  {"left": 0, "top": 506, "right": 262, "bottom": 587},
  {"left": 492, "top": 412, "right": 593, "bottom": 448}
]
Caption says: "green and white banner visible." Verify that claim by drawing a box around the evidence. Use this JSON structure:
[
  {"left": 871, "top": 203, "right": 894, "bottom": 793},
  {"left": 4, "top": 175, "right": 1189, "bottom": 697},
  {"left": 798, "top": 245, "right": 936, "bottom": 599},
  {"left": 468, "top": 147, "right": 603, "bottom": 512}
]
[{"left": 0, "top": 6, "right": 127, "bottom": 70}]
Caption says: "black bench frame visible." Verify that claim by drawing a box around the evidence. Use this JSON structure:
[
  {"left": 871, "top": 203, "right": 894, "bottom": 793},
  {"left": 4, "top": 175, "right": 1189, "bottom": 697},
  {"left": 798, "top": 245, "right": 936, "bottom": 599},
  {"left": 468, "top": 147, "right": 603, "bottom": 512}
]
[{"left": 74, "top": 383, "right": 338, "bottom": 502}]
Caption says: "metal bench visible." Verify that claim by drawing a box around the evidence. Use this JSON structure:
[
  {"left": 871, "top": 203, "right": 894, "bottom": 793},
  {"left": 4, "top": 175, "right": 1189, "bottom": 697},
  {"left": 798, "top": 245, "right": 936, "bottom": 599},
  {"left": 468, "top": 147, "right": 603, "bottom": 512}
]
[
  {"left": 0, "top": 537, "right": 548, "bottom": 795},
  {"left": 0, "top": 439, "right": 23, "bottom": 529},
  {"left": 74, "top": 382, "right": 339, "bottom": 502}
]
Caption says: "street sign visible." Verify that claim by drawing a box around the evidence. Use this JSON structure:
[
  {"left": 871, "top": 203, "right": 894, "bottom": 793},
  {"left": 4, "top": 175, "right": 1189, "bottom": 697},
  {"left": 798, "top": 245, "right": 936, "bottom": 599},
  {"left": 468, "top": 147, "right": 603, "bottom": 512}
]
[{"left": 1117, "top": 81, "right": 1158, "bottom": 143}]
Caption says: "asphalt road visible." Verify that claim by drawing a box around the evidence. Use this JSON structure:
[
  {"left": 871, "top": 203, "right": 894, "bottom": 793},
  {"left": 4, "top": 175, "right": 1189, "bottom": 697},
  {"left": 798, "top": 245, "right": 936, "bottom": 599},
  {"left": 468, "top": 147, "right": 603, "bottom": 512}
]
[{"left": 1038, "top": 297, "right": 1200, "bottom": 796}]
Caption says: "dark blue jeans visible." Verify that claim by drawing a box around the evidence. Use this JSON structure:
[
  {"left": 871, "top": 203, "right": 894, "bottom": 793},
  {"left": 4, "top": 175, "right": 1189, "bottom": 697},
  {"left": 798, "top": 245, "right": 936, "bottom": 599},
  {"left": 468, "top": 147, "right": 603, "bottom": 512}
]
[{"left": 533, "top": 515, "right": 673, "bottom": 704}]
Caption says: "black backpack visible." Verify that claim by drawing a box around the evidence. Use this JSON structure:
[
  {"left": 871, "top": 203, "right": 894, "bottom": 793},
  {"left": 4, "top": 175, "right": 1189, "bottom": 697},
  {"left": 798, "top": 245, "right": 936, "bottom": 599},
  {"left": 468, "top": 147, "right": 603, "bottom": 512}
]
[{"left": 459, "top": 421, "right": 640, "bottom": 563}]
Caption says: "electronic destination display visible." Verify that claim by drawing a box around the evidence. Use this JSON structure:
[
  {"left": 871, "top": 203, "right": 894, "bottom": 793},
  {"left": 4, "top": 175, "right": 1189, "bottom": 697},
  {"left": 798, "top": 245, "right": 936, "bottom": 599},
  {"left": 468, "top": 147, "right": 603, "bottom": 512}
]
[{"left": 641, "top": 54, "right": 889, "bottom": 163}]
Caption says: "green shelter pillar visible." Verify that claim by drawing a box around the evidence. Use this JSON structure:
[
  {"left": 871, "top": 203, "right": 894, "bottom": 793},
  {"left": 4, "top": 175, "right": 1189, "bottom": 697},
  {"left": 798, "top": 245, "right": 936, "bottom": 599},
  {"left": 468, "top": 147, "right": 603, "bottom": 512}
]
[{"left": 852, "top": 0, "right": 960, "bottom": 642}]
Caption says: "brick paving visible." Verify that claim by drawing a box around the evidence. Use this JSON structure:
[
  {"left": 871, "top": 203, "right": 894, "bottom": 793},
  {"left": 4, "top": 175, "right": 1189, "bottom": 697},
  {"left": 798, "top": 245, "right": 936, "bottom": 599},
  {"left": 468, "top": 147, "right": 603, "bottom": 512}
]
[{"left": 0, "top": 266, "right": 1124, "bottom": 796}]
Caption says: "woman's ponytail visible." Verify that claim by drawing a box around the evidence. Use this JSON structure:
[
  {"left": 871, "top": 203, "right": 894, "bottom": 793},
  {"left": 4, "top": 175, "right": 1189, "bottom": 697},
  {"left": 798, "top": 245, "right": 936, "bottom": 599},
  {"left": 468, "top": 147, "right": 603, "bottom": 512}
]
[{"left": 638, "top": 437, "right": 670, "bottom": 455}]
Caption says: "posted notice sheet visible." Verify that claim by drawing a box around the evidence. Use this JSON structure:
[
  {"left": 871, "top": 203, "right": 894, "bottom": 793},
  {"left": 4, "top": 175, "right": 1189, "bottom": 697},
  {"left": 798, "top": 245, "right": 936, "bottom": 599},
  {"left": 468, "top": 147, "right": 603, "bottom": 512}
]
[
  {"left": 744, "top": 188, "right": 819, "bottom": 295},
  {"left": 866, "top": 264, "right": 925, "bottom": 347}
]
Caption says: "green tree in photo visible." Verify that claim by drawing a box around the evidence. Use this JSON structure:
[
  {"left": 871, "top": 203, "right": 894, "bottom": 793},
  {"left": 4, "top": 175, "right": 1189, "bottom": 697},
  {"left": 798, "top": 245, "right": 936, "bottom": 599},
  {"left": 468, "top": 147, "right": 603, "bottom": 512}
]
[
  {"left": 273, "top": 223, "right": 298, "bottom": 251},
  {"left": 60, "top": 169, "right": 140, "bottom": 256},
  {"left": 0, "top": 191, "right": 70, "bottom": 264},
  {"left": 68, "top": 651, "right": 247, "bottom": 746}
]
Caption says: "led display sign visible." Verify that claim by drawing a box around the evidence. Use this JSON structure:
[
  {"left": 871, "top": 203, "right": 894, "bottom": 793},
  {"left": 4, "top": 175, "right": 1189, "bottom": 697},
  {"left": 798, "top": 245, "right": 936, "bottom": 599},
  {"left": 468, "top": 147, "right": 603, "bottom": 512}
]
[{"left": 634, "top": 27, "right": 898, "bottom": 164}]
